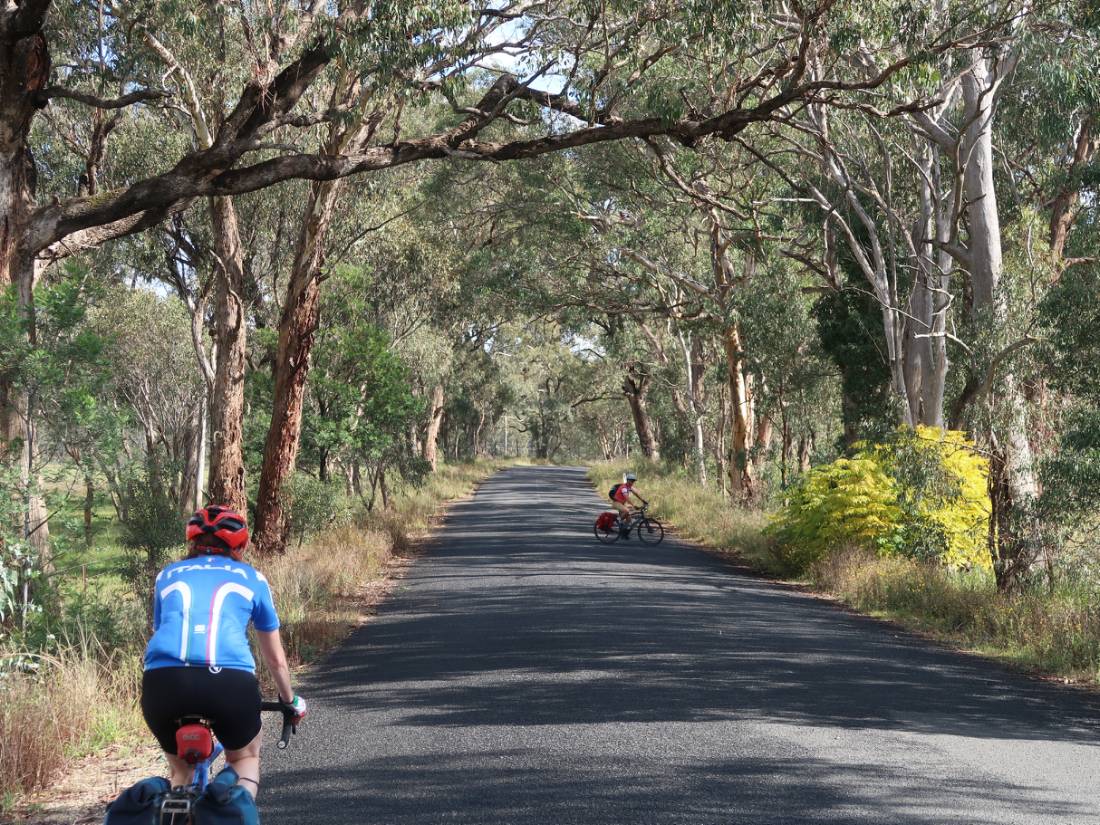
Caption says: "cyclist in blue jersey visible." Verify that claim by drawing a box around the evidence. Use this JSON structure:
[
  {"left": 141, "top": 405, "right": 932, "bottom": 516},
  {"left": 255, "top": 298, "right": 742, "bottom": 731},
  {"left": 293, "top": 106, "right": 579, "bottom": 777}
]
[{"left": 141, "top": 505, "right": 307, "bottom": 798}]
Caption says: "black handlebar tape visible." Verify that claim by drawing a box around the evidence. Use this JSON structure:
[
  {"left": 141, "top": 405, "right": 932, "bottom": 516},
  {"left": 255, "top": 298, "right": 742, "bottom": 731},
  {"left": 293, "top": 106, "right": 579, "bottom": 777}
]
[{"left": 259, "top": 701, "right": 297, "bottom": 749}]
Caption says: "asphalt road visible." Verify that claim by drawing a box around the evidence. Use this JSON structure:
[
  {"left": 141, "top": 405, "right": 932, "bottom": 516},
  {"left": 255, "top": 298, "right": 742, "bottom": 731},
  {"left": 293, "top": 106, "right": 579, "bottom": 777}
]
[{"left": 261, "top": 466, "right": 1100, "bottom": 824}]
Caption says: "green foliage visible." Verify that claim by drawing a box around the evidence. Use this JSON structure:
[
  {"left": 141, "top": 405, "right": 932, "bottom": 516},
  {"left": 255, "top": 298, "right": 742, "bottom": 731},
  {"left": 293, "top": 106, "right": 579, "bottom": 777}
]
[
  {"left": 117, "top": 477, "right": 184, "bottom": 621},
  {"left": 303, "top": 267, "right": 424, "bottom": 482},
  {"left": 1037, "top": 261, "right": 1100, "bottom": 542},
  {"left": 769, "top": 427, "right": 990, "bottom": 573},
  {"left": 813, "top": 287, "right": 894, "bottom": 446},
  {"left": 284, "top": 474, "right": 353, "bottom": 548}
]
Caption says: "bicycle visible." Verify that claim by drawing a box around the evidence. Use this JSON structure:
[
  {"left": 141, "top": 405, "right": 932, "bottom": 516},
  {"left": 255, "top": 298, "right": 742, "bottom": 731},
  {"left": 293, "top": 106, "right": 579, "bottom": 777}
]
[
  {"left": 159, "top": 700, "right": 297, "bottom": 824},
  {"left": 593, "top": 503, "right": 664, "bottom": 545}
]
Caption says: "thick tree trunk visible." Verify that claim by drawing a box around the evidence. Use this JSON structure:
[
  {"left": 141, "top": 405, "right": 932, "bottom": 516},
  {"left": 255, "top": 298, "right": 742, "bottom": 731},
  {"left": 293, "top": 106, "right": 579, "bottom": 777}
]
[
  {"left": 253, "top": 273, "right": 322, "bottom": 553},
  {"left": 178, "top": 401, "right": 202, "bottom": 517},
  {"left": 623, "top": 372, "right": 660, "bottom": 461},
  {"left": 252, "top": 231, "right": 325, "bottom": 555},
  {"left": 1, "top": 20, "right": 51, "bottom": 558},
  {"left": 253, "top": 168, "right": 347, "bottom": 553},
  {"left": 206, "top": 197, "right": 249, "bottom": 511},
  {"left": 423, "top": 383, "right": 445, "bottom": 472}
]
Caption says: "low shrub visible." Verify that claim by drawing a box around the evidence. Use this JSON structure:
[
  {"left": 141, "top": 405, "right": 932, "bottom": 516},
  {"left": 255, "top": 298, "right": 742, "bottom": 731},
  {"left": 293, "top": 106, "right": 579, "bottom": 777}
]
[{"left": 285, "top": 473, "right": 355, "bottom": 548}]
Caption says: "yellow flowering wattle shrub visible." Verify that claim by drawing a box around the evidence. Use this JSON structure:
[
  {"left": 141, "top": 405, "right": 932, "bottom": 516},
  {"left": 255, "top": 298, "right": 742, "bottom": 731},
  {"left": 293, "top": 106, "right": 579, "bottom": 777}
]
[
  {"left": 768, "top": 456, "right": 901, "bottom": 573},
  {"left": 768, "top": 427, "right": 991, "bottom": 573},
  {"left": 887, "top": 426, "right": 991, "bottom": 570}
]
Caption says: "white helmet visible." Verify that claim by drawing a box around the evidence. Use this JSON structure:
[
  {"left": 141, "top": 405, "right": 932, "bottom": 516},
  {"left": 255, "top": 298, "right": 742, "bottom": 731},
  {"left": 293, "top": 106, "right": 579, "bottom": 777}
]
[{"left": 625, "top": 472, "right": 637, "bottom": 482}]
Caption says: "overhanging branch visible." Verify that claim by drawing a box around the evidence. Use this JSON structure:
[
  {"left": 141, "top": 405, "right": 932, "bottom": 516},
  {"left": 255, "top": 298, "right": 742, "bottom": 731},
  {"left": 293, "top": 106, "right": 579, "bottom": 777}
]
[{"left": 36, "top": 86, "right": 169, "bottom": 109}]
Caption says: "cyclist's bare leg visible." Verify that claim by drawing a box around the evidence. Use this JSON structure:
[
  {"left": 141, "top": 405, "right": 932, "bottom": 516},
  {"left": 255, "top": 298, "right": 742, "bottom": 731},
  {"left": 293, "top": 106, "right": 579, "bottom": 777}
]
[
  {"left": 613, "top": 501, "right": 630, "bottom": 527},
  {"left": 225, "top": 731, "right": 262, "bottom": 799},
  {"left": 164, "top": 752, "right": 191, "bottom": 789}
]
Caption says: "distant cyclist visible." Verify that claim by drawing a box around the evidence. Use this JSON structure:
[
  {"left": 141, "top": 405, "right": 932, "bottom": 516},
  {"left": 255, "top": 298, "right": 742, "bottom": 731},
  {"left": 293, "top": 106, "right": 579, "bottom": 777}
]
[
  {"left": 610, "top": 472, "right": 647, "bottom": 538},
  {"left": 141, "top": 505, "right": 307, "bottom": 798}
]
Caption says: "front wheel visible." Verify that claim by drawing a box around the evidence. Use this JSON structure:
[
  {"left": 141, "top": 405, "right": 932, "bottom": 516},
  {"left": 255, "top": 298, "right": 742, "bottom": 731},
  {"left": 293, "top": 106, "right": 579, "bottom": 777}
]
[
  {"left": 594, "top": 518, "right": 621, "bottom": 544},
  {"left": 636, "top": 517, "right": 664, "bottom": 544}
]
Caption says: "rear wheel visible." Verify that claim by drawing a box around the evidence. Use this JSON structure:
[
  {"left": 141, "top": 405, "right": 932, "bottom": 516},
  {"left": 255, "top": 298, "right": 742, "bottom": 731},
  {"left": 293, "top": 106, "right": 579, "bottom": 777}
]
[
  {"left": 636, "top": 517, "right": 664, "bottom": 544},
  {"left": 594, "top": 517, "right": 621, "bottom": 544}
]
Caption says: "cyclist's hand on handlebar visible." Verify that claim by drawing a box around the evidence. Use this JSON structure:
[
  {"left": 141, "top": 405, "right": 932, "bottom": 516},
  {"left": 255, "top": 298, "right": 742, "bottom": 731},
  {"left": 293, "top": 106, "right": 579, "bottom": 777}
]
[{"left": 281, "top": 694, "right": 308, "bottom": 724}]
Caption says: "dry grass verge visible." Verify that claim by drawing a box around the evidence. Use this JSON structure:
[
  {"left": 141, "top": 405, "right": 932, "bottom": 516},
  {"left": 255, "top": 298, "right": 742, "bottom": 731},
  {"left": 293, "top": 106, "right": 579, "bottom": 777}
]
[
  {"left": 812, "top": 548, "right": 1100, "bottom": 680},
  {"left": 0, "top": 641, "right": 145, "bottom": 811}
]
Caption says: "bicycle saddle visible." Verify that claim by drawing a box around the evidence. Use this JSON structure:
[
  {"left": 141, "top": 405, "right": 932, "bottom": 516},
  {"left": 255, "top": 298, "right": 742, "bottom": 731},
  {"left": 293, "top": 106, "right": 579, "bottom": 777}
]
[{"left": 175, "top": 718, "right": 214, "bottom": 765}]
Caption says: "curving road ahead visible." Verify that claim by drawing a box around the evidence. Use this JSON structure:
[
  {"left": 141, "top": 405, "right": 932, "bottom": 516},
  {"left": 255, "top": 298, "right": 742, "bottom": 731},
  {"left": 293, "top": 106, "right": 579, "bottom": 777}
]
[{"left": 262, "top": 466, "right": 1100, "bottom": 824}]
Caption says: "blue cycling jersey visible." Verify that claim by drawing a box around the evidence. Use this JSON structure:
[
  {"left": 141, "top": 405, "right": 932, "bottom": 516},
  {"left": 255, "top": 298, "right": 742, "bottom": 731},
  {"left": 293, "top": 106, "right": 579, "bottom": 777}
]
[{"left": 143, "top": 555, "right": 280, "bottom": 673}]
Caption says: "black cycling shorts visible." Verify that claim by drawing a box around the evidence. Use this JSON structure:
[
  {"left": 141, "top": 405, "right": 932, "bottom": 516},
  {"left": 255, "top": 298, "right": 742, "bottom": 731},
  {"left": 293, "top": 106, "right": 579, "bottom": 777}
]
[{"left": 141, "top": 666, "right": 262, "bottom": 753}]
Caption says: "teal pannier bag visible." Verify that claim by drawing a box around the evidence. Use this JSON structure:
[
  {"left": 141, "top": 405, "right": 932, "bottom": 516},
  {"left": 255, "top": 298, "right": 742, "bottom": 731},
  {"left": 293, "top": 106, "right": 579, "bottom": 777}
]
[
  {"left": 193, "top": 766, "right": 259, "bottom": 825},
  {"left": 103, "top": 776, "right": 171, "bottom": 825}
]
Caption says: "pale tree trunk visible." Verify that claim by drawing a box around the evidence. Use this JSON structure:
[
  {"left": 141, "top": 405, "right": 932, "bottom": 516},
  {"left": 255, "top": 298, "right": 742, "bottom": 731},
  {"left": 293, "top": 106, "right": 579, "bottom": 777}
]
[
  {"left": 178, "top": 401, "right": 201, "bottom": 517},
  {"left": 597, "top": 432, "right": 613, "bottom": 461},
  {"left": 676, "top": 330, "right": 707, "bottom": 484},
  {"left": 423, "top": 383, "right": 445, "bottom": 472},
  {"left": 707, "top": 206, "right": 759, "bottom": 502},
  {"left": 902, "top": 147, "right": 950, "bottom": 429},
  {"left": 805, "top": 98, "right": 920, "bottom": 428},
  {"left": 725, "top": 322, "right": 757, "bottom": 503},
  {"left": 960, "top": 56, "right": 1040, "bottom": 589}
]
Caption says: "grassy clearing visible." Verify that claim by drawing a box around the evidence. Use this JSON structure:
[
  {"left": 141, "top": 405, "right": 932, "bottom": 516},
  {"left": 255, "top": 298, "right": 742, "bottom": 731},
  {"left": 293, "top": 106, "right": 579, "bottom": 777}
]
[
  {"left": 588, "top": 459, "right": 1100, "bottom": 684},
  {"left": 2, "top": 460, "right": 501, "bottom": 804}
]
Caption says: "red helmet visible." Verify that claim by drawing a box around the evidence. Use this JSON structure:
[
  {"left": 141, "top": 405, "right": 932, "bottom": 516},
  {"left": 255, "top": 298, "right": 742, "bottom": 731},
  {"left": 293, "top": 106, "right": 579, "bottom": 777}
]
[{"left": 186, "top": 505, "right": 249, "bottom": 560}]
